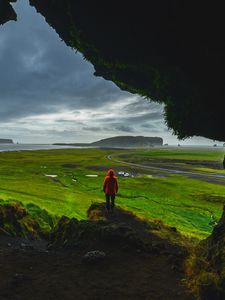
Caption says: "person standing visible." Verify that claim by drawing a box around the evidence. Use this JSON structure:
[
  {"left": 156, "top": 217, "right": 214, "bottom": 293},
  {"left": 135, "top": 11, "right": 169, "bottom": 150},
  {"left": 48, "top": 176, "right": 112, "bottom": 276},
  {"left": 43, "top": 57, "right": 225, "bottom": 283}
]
[{"left": 103, "top": 169, "right": 118, "bottom": 213}]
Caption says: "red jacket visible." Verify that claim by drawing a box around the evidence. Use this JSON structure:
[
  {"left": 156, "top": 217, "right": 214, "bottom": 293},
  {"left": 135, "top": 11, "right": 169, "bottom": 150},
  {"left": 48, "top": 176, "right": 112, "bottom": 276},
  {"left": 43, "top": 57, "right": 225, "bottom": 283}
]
[{"left": 103, "top": 169, "right": 118, "bottom": 195}]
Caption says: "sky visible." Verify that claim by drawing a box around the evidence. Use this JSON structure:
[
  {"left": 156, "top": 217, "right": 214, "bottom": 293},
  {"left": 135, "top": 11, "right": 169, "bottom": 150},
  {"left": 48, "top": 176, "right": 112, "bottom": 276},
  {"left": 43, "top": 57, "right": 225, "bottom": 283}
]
[{"left": 0, "top": 1, "right": 222, "bottom": 145}]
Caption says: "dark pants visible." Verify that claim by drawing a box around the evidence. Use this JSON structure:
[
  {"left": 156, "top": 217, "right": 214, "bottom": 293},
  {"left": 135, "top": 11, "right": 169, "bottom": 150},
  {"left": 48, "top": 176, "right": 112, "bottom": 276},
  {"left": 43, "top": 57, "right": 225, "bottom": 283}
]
[{"left": 105, "top": 194, "right": 115, "bottom": 211}]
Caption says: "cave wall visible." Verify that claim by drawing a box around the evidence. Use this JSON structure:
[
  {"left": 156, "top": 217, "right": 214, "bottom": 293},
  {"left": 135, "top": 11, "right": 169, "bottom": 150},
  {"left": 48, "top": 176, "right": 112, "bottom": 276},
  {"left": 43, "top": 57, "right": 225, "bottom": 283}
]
[
  {"left": 0, "top": 0, "right": 16, "bottom": 25},
  {"left": 29, "top": 1, "right": 225, "bottom": 141}
]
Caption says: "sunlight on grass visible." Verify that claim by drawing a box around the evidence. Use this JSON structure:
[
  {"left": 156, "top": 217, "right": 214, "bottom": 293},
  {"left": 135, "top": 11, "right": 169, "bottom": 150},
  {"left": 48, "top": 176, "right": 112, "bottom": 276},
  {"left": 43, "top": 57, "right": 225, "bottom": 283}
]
[{"left": 0, "top": 148, "right": 225, "bottom": 239}]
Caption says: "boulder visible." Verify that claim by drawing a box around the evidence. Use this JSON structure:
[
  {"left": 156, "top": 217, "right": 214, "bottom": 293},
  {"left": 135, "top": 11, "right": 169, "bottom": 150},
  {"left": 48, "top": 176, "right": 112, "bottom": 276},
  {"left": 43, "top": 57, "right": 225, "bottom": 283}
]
[{"left": 82, "top": 250, "right": 106, "bottom": 264}]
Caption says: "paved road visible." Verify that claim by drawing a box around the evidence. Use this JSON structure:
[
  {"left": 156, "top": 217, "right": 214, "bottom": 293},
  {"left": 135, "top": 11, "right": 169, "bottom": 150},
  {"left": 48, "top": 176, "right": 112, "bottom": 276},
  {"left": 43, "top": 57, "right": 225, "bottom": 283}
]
[{"left": 107, "top": 154, "right": 225, "bottom": 184}]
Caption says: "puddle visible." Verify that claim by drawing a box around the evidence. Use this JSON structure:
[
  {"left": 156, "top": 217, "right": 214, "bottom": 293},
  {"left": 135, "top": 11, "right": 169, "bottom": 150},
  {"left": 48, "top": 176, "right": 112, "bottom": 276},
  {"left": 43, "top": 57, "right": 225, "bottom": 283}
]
[
  {"left": 146, "top": 175, "right": 153, "bottom": 178},
  {"left": 45, "top": 174, "right": 58, "bottom": 178}
]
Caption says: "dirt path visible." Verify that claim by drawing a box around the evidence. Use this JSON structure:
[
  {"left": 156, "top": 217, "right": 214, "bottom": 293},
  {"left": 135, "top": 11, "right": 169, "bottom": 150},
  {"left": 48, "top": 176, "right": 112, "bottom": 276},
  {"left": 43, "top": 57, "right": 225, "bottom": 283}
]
[{"left": 0, "top": 204, "right": 195, "bottom": 300}]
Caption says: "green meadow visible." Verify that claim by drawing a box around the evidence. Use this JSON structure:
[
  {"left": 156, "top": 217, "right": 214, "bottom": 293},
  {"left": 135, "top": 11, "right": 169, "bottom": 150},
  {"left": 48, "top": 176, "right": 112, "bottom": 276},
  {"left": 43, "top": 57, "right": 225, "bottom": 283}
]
[{"left": 0, "top": 147, "right": 225, "bottom": 239}]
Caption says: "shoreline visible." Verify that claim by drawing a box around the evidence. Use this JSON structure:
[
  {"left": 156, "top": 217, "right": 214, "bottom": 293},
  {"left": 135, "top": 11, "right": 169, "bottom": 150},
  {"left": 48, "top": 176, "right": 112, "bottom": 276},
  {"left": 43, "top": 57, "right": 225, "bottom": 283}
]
[
  {"left": 0, "top": 144, "right": 82, "bottom": 153},
  {"left": 0, "top": 144, "right": 224, "bottom": 153}
]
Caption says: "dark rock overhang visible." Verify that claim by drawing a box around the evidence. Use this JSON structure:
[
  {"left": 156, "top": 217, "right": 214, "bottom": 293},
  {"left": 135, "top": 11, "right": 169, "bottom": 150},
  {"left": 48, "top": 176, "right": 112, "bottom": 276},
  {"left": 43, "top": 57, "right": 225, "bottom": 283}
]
[
  {"left": 1, "top": 1, "right": 225, "bottom": 141},
  {"left": 0, "top": 0, "right": 16, "bottom": 25}
]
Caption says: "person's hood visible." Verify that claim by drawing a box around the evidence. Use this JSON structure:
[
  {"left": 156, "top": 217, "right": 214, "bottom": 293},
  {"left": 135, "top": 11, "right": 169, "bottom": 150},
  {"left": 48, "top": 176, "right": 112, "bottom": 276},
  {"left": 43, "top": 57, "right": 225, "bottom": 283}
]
[{"left": 107, "top": 169, "right": 115, "bottom": 177}]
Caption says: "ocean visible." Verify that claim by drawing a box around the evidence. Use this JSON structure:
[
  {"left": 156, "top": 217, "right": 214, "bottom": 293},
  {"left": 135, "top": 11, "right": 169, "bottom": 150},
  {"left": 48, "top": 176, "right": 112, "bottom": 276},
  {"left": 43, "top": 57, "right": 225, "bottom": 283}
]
[
  {"left": 0, "top": 144, "right": 79, "bottom": 152},
  {"left": 0, "top": 144, "right": 224, "bottom": 152}
]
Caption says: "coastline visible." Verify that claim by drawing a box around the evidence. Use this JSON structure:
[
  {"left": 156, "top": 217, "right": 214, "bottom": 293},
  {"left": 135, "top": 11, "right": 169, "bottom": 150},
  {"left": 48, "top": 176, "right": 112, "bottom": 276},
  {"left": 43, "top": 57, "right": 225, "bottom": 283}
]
[
  {"left": 0, "top": 144, "right": 82, "bottom": 152},
  {"left": 0, "top": 144, "right": 224, "bottom": 153}
]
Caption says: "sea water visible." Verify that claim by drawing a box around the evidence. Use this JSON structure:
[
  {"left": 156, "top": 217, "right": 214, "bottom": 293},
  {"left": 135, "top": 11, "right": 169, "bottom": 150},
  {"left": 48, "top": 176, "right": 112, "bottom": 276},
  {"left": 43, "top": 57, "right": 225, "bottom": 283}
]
[{"left": 0, "top": 144, "right": 79, "bottom": 152}]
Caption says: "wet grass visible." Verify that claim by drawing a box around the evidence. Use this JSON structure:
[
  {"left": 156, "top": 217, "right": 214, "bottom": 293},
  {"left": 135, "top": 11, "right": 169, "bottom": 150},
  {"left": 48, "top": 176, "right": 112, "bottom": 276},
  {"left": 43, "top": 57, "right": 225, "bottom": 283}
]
[
  {"left": 130, "top": 147, "right": 224, "bottom": 161},
  {"left": 0, "top": 147, "right": 225, "bottom": 239}
]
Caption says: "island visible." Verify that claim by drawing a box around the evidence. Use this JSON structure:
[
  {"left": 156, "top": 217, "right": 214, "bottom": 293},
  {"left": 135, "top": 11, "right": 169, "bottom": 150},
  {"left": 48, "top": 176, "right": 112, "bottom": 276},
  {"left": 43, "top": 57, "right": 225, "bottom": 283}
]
[
  {"left": 0, "top": 138, "right": 14, "bottom": 144},
  {"left": 54, "top": 136, "right": 163, "bottom": 148}
]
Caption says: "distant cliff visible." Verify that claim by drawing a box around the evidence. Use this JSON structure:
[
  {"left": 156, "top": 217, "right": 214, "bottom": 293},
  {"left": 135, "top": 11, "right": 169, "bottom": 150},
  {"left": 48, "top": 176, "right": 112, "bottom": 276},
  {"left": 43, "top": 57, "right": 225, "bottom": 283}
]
[
  {"left": 0, "top": 139, "right": 14, "bottom": 144},
  {"left": 91, "top": 136, "right": 163, "bottom": 148},
  {"left": 54, "top": 136, "right": 163, "bottom": 148}
]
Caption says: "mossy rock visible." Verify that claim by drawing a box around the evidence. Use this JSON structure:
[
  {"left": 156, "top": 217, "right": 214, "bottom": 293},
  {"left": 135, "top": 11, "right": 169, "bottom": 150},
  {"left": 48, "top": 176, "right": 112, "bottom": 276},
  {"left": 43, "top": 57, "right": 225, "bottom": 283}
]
[
  {"left": 187, "top": 207, "right": 225, "bottom": 299},
  {"left": 49, "top": 216, "right": 145, "bottom": 250},
  {"left": 0, "top": 200, "right": 54, "bottom": 238},
  {"left": 197, "top": 272, "right": 222, "bottom": 300}
]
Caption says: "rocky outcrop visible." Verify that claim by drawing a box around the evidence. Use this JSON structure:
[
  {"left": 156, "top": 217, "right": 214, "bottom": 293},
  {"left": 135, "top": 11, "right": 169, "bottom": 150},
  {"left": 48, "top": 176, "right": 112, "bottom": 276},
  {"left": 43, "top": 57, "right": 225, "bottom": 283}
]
[
  {"left": 55, "top": 136, "right": 163, "bottom": 148},
  {"left": 0, "top": 202, "right": 41, "bottom": 238},
  {"left": 0, "top": 203, "right": 195, "bottom": 300},
  {"left": 0, "top": 138, "right": 13, "bottom": 144},
  {"left": 0, "top": 201, "right": 54, "bottom": 238},
  {"left": 186, "top": 207, "right": 225, "bottom": 300},
  {"left": 91, "top": 136, "right": 163, "bottom": 148},
  {"left": 82, "top": 250, "right": 106, "bottom": 264},
  {"left": 49, "top": 216, "right": 145, "bottom": 250}
]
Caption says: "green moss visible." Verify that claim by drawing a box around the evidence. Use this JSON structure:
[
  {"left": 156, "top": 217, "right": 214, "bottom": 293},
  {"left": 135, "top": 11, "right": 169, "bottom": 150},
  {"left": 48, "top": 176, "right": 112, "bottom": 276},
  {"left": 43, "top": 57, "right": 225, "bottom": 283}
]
[{"left": 0, "top": 199, "right": 55, "bottom": 238}]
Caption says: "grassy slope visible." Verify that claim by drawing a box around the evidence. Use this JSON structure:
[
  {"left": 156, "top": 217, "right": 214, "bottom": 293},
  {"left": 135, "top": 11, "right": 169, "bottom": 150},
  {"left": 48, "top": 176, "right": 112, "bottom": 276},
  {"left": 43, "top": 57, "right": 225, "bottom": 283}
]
[
  {"left": 0, "top": 147, "right": 225, "bottom": 238},
  {"left": 119, "top": 147, "right": 224, "bottom": 162}
]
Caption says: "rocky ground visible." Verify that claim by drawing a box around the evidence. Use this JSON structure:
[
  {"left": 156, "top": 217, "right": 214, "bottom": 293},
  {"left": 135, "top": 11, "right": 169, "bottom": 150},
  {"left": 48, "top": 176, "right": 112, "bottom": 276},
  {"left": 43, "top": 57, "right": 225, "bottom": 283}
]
[{"left": 0, "top": 203, "right": 195, "bottom": 300}]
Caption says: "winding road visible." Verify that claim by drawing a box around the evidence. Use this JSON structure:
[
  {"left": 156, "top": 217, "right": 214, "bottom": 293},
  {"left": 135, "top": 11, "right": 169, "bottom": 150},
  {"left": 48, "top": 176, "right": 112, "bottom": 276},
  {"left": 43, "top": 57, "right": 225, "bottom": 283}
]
[{"left": 107, "top": 154, "right": 225, "bottom": 185}]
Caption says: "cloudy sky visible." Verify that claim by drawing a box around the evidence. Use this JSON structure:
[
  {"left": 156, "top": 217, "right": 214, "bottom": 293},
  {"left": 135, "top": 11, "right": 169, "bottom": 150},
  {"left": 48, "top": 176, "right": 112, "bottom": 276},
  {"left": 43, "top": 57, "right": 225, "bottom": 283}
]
[{"left": 0, "top": 1, "right": 220, "bottom": 145}]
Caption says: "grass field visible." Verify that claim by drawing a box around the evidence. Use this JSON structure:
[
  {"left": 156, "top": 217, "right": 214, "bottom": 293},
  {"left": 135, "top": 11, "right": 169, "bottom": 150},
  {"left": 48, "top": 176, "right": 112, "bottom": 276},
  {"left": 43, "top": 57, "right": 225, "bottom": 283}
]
[{"left": 0, "top": 147, "right": 225, "bottom": 239}]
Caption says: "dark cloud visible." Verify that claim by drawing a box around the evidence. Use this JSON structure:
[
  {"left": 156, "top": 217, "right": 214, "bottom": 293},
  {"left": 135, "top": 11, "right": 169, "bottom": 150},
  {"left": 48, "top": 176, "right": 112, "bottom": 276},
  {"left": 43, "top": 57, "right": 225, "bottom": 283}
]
[
  {"left": 113, "top": 124, "right": 134, "bottom": 132},
  {"left": 124, "top": 112, "right": 163, "bottom": 123},
  {"left": 82, "top": 126, "right": 102, "bottom": 132},
  {"left": 141, "top": 123, "right": 158, "bottom": 129},
  {"left": 123, "top": 100, "right": 161, "bottom": 114},
  {"left": 0, "top": 1, "right": 130, "bottom": 122},
  {"left": 90, "top": 111, "right": 163, "bottom": 128}
]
